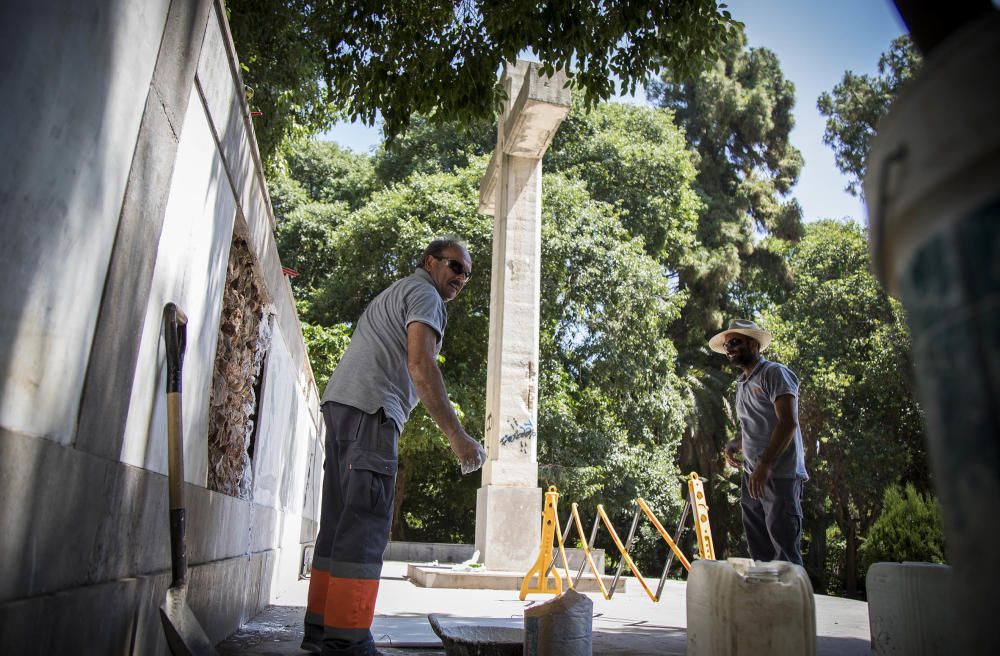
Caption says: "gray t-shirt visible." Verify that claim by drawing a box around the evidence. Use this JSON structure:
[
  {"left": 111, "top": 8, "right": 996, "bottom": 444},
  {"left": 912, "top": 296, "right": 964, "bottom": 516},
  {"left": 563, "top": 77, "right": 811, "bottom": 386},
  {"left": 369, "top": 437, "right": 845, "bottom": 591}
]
[
  {"left": 736, "top": 358, "right": 808, "bottom": 480},
  {"left": 321, "top": 269, "right": 447, "bottom": 431}
]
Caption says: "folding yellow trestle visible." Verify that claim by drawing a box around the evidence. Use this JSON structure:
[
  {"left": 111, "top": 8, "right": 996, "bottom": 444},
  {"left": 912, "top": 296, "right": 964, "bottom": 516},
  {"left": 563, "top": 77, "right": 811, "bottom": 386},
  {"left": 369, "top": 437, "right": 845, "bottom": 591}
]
[{"left": 521, "top": 472, "right": 716, "bottom": 602}]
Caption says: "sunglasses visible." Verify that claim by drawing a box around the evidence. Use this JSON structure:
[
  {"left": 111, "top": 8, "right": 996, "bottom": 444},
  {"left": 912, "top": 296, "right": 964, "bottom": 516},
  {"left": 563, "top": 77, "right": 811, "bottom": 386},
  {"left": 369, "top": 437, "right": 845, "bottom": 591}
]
[
  {"left": 724, "top": 337, "right": 747, "bottom": 349},
  {"left": 433, "top": 256, "right": 471, "bottom": 281}
]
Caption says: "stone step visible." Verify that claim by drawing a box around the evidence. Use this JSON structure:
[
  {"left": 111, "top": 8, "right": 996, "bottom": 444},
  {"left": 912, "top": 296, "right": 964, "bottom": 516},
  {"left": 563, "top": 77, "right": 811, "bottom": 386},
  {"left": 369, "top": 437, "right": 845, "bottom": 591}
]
[{"left": 406, "top": 563, "right": 625, "bottom": 594}]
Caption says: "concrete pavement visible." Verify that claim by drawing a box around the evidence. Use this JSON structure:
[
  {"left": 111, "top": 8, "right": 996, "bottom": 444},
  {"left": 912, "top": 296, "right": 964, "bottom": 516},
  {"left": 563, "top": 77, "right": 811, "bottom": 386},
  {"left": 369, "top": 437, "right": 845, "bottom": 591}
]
[{"left": 217, "top": 560, "right": 871, "bottom": 655}]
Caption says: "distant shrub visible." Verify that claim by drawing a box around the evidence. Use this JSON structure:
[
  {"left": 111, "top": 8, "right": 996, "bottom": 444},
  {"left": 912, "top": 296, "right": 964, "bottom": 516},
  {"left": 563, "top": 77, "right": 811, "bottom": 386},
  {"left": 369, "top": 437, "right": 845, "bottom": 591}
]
[{"left": 860, "top": 483, "right": 945, "bottom": 577}]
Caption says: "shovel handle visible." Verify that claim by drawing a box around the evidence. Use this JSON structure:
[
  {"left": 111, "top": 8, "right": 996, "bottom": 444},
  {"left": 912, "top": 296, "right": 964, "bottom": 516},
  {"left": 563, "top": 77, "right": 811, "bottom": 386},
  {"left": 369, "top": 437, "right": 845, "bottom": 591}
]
[
  {"left": 163, "top": 303, "right": 189, "bottom": 587},
  {"left": 163, "top": 303, "right": 188, "bottom": 394}
]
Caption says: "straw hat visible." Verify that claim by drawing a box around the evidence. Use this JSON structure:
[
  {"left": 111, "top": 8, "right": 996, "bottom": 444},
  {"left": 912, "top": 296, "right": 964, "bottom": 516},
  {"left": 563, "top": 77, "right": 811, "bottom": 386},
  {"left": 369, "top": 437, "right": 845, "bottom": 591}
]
[{"left": 708, "top": 319, "right": 772, "bottom": 354}]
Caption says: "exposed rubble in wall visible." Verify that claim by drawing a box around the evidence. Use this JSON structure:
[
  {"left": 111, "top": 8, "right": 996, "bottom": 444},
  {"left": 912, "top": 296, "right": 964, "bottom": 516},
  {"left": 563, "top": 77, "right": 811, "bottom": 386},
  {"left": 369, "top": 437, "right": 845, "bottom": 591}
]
[{"left": 208, "top": 234, "right": 275, "bottom": 499}]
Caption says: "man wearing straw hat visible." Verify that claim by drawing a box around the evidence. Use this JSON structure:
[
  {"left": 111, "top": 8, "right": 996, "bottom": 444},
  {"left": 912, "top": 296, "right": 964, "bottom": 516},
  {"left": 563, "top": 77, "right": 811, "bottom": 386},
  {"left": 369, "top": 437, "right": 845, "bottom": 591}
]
[{"left": 710, "top": 319, "right": 808, "bottom": 566}]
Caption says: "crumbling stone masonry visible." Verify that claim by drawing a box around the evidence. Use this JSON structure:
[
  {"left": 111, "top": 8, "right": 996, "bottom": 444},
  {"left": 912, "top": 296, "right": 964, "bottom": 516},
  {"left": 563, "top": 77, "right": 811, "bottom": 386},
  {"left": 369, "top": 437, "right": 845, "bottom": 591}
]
[{"left": 208, "top": 233, "right": 274, "bottom": 498}]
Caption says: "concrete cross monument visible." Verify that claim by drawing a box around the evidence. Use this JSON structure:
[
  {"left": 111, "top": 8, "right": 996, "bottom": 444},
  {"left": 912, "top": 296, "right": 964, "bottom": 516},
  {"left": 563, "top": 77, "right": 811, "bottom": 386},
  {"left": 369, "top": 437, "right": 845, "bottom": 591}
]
[{"left": 475, "top": 60, "right": 571, "bottom": 571}]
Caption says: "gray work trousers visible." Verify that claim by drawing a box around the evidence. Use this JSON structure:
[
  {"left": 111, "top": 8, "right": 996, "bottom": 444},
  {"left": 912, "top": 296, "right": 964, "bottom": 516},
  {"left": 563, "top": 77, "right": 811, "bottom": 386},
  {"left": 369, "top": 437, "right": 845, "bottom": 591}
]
[{"left": 740, "top": 473, "right": 804, "bottom": 566}]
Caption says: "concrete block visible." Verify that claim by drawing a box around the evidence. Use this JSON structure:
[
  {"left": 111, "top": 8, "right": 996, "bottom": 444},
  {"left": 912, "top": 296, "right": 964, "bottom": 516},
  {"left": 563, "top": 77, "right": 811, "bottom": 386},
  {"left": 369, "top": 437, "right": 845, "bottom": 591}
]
[
  {"left": 385, "top": 541, "right": 478, "bottom": 564},
  {"left": 0, "top": 429, "right": 170, "bottom": 603},
  {"left": 475, "top": 486, "right": 542, "bottom": 571},
  {"left": 76, "top": 0, "right": 213, "bottom": 463},
  {"left": 867, "top": 561, "right": 956, "bottom": 655}
]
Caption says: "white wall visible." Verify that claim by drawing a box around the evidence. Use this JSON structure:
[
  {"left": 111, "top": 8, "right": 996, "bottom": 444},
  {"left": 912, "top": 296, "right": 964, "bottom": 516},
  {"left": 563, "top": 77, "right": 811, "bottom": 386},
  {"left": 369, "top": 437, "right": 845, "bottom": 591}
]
[
  {"left": 0, "top": 0, "right": 172, "bottom": 444},
  {"left": 120, "top": 82, "right": 237, "bottom": 483}
]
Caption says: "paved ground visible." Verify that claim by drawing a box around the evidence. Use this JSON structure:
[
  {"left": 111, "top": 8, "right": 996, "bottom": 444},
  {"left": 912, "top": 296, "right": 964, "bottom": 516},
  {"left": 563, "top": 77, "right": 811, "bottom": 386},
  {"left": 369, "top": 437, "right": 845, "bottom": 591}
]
[{"left": 218, "top": 561, "right": 871, "bottom": 655}]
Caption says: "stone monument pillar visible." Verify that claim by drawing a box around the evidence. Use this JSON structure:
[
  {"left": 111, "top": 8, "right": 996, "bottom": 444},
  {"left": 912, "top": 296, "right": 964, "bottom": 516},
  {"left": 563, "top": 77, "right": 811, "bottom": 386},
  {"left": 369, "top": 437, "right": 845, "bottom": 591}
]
[{"left": 475, "top": 60, "right": 571, "bottom": 571}]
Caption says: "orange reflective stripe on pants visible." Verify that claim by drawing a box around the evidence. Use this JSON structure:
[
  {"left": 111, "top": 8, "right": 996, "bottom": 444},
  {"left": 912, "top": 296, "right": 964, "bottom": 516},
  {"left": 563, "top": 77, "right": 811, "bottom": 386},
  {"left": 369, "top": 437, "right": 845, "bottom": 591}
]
[
  {"left": 325, "top": 576, "right": 381, "bottom": 630},
  {"left": 306, "top": 568, "right": 329, "bottom": 617}
]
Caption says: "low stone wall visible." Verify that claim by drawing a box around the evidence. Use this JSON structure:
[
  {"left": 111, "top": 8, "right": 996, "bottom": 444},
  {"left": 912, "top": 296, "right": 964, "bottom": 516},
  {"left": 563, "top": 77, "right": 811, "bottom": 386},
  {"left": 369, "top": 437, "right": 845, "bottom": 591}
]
[{"left": 385, "top": 541, "right": 606, "bottom": 572}]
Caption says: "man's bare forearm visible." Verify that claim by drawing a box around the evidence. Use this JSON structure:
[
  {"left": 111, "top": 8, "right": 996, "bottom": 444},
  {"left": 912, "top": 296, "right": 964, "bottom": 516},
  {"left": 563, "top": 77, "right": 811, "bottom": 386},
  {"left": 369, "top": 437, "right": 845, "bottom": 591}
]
[{"left": 409, "top": 357, "right": 464, "bottom": 440}]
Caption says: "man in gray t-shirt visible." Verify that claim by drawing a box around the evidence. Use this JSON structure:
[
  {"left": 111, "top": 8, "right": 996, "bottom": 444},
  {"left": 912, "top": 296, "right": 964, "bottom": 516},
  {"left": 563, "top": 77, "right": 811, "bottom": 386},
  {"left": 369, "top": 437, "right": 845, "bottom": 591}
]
[
  {"left": 710, "top": 319, "right": 808, "bottom": 566},
  {"left": 304, "top": 239, "right": 487, "bottom": 656}
]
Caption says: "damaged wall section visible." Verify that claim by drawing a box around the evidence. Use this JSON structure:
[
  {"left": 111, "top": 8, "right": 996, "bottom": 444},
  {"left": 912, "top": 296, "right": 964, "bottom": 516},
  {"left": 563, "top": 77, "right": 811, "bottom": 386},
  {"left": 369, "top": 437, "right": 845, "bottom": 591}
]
[{"left": 209, "top": 233, "right": 275, "bottom": 498}]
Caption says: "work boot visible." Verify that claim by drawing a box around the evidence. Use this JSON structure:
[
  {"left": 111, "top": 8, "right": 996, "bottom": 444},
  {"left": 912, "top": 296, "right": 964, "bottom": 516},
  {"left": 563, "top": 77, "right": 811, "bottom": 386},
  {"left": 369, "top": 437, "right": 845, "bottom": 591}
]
[{"left": 299, "top": 636, "right": 321, "bottom": 653}]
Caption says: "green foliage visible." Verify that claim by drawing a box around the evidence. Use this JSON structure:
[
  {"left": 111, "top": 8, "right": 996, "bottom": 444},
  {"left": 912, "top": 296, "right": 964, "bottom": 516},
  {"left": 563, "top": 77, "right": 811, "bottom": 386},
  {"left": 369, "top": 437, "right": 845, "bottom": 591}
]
[
  {"left": 546, "top": 99, "right": 702, "bottom": 267},
  {"left": 301, "top": 321, "right": 352, "bottom": 391},
  {"left": 817, "top": 36, "right": 921, "bottom": 196},
  {"left": 859, "top": 484, "right": 944, "bottom": 577},
  {"left": 534, "top": 173, "right": 688, "bottom": 569},
  {"left": 648, "top": 28, "right": 803, "bottom": 341},
  {"left": 373, "top": 114, "right": 496, "bottom": 187},
  {"left": 283, "top": 139, "right": 377, "bottom": 209},
  {"left": 227, "top": 0, "right": 339, "bottom": 172},
  {"left": 274, "top": 202, "right": 349, "bottom": 294},
  {"left": 227, "top": 0, "right": 741, "bottom": 163},
  {"left": 280, "top": 105, "right": 698, "bottom": 553},
  {"left": 271, "top": 141, "right": 376, "bottom": 302}
]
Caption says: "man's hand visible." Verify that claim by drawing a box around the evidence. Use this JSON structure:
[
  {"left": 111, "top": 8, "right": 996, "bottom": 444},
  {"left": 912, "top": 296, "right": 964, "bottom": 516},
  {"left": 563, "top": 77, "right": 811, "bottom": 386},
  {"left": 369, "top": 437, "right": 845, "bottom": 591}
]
[
  {"left": 747, "top": 461, "right": 771, "bottom": 500},
  {"left": 724, "top": 438, "right": 743, "bottom": 469},
  {"left": 449, "top": 430, "right": 487, "bottom": 475}
]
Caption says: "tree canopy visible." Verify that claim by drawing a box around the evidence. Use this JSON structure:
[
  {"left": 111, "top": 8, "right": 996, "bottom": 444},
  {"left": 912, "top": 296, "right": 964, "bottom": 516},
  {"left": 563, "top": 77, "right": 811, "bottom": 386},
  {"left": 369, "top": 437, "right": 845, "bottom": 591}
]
[
  {"left": 227, "top": 0, "right": 742, "bottom": 164},
  {"left": 817, "top": 35, "right": 921, "bottom": 197},
  {"left": 648, "top": 29, "right": 803, "bottom": 344}
]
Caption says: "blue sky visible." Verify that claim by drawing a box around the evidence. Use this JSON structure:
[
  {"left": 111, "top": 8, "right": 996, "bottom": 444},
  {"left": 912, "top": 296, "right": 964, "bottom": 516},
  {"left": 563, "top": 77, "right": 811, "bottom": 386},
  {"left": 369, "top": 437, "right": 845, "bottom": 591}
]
[{"left": 323, "top": 1, "right": 906, "bottom": 224}]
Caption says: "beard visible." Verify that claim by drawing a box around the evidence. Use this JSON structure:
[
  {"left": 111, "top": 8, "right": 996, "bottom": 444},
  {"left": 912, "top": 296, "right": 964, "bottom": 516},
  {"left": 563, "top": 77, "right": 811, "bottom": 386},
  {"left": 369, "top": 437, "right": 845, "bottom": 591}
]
[{"left": 728, "top": 349, "right": 757, "bottom": 368}]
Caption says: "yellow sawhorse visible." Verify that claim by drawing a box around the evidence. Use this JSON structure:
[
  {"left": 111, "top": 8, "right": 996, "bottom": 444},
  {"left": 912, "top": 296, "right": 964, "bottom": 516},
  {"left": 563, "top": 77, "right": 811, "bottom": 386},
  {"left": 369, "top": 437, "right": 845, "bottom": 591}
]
[{"left": 520, "top": 473, "right": 716, "bottom": 602}]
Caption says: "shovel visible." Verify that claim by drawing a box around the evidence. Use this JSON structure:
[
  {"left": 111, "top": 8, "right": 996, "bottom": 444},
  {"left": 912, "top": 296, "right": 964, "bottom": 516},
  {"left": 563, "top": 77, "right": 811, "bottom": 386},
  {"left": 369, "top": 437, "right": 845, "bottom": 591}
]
[{"left": 159, "top": 302, "right": 217, "bottom": 655}]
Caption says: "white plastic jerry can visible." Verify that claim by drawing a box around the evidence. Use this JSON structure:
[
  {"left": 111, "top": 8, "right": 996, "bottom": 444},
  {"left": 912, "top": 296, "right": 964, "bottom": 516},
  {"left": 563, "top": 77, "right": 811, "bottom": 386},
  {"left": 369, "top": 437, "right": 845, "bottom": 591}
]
[{"left": 686, "top": 558, "right": 816, "bottom": 655}]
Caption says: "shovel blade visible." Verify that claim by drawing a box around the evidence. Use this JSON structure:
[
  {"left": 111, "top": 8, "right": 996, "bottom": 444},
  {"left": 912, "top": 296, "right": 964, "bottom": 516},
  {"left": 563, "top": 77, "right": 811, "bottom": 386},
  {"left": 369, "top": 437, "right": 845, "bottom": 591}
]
[{"left": 159, "top": 586, "right": 217, "bottom": 656}]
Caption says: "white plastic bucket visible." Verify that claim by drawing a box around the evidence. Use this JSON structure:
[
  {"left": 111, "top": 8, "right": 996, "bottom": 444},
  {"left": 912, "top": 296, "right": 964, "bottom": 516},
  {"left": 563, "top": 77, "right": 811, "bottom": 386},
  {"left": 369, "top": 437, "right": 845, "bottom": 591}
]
[{"left": 686, "top": 559, "right": 816, "bottom": 655}]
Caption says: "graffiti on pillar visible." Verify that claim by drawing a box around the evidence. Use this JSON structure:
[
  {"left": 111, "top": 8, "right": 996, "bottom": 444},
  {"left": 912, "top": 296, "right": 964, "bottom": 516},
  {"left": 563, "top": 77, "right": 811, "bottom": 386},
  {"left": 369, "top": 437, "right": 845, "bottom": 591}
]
[{"left": 501, "top": 418, "right": 534, "bottom": 454}]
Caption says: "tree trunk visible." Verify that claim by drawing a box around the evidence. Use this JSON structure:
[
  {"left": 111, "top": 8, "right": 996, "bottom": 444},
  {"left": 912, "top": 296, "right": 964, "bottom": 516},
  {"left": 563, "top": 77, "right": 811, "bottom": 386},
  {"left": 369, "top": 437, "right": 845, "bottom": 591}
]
[
  {"left": 845, "top": 522, "right": 858, "bottom": 597},
  {"left": 805, "top": 515, "right": 829, "bottom": 592}
]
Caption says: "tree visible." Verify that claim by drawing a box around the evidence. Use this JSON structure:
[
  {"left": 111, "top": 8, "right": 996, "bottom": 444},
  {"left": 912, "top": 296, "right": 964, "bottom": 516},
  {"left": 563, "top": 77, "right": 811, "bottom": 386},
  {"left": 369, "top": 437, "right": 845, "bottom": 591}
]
[
  {"left": 292, "top": 111, "right": 697, "bottom": 562},
  {"left": 372, "top": 114, "right": 496, "bottom": 187},
  {"left": 648, "top": 28, "right": 803, "bottom": 343},
  {"left": 535, "top": 173, "right": 689, "bottom": 570},
  {"left": 817, "top": 36, "right": 921, "bottom": 197},
  {"left": 270, "top": 141, "right": 375, "bottom": 300},
  {"left": 226, "top": 0, "right": 339, "bottom": 171},
  {"left": 283, "top": 139, "right": 376, "bottom": 210},
  {"left": 227, "top": 0, "right": 742, "bottom": 164},
  {"left": 859, "top": 483, "right": 944, "bottom": 580},
  {"left": 545, "top": 98, "right": 702, "bottom": 269},
  {"left": 762, "top": 220, "right": 927, "bottom": 595}
]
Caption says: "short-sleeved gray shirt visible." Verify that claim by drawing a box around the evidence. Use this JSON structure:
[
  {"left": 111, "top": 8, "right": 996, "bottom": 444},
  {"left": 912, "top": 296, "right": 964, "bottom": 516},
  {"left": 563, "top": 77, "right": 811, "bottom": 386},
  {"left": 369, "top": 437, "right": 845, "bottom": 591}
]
[
  {"left": 321, "top": 268, "right": 447, "bottom": 431},
  {"left": 736, "top": 358, "right": 808, "bottom": 480}
]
